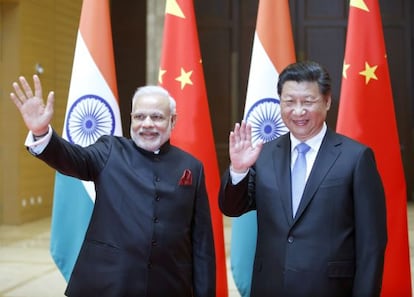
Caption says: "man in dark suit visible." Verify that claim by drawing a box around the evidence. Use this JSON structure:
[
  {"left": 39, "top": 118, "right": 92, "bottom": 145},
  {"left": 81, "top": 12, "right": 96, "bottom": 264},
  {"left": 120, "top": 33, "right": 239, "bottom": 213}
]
[
  {"left": 219, "top": 61, "right": 387, "bottom": 297},
  {"left": 10, "top": 75, "right": 216, "bottom": 297}
]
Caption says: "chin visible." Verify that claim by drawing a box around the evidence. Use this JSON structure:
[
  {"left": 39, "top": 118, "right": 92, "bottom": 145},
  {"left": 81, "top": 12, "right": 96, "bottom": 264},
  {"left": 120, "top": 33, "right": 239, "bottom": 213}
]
[
  {"left": 142, "top": 143, "right": 160, "bottom": 152},
  {"left": 133, "top": 137, "right": 160, "bottom": 152}
]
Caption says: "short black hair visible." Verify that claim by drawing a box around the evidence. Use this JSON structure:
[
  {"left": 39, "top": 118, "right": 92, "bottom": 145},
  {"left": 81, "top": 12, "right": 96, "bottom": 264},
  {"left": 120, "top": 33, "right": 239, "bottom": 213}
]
[{"left": 277, "top": 61, "right": 332, "bottom": 97}]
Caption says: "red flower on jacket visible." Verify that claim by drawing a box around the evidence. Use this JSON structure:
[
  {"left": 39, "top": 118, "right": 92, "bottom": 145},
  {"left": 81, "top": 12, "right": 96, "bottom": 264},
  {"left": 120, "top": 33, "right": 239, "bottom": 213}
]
[{"left": 179, "top": 169, "right": 192, "bottom": 186}]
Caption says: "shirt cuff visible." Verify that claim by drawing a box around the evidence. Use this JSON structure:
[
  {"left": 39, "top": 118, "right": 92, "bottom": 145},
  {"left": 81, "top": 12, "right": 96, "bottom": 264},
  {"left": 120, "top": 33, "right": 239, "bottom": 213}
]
[
  {"left": 24, "top": 126, "right": 52, "bottom": 155},
  {"left": 229, "top": 166, "right": 249, "bottom": 185}
]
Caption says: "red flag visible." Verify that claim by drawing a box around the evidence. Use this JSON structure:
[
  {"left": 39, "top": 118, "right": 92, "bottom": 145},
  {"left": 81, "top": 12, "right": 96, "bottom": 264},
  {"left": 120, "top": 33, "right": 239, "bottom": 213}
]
[
  {"left": 337, "top": 1, "right": 412, "bottom": 296},
  {"left": 159, "top": 0, "right": 228, "bottom": 295}
]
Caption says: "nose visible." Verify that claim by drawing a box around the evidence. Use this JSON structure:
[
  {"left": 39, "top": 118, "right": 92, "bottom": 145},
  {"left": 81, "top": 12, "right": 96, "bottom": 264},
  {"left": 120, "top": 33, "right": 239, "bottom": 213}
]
[
  {"left": 292, "top": 103, "right": 306, "bottom": 116},
  {"left": 142, "top": 115, "right": 155, "bottom": 126}
]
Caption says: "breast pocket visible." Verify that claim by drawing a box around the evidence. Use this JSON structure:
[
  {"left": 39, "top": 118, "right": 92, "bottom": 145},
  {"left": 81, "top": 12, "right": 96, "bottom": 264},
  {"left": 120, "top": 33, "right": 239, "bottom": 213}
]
[{"left": 319, "top": 177, "right": 346, "bottom": 188}]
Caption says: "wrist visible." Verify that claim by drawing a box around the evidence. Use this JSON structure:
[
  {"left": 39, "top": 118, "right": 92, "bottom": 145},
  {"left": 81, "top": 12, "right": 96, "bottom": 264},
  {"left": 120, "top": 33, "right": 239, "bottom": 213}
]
[
  {"left": 230, "top": 164, "right": 249, "bottom": 174},
  {"left": 33, "top": 129, "right": 49, "bottom": 140}
]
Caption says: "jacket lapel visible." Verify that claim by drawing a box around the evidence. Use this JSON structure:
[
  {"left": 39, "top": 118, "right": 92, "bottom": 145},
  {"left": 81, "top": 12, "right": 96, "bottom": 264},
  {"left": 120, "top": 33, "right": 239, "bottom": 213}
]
[
  {"left": 294, "top": 129, "right": 342, "bottom": 221},
  {"left": 273, "top": 134, "right": 294, "bottom": 226}
]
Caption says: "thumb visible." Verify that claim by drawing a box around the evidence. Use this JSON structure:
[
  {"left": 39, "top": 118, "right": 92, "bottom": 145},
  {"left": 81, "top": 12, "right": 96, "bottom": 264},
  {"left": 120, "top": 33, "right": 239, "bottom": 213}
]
[
  {"left": 45, "top": 91, "right": 55, "bottom": 115},
  {"left": 253, "top": 139, "right": 264, "bottom": 155}
]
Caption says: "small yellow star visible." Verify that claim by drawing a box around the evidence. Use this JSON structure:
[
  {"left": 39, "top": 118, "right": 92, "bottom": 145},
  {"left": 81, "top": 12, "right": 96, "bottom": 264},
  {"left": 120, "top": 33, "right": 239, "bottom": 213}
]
[
  {"left": 342, "top": 62, "right": 350, "bottom": 79},
  {"left": 158, "top": 69, "right": 167, "bottom": 84},
  {"left": 359, "top": 62, "right": 378, "bottom": 84},
  {"left": 175, "top": 68, "right": 193, "bottom": 89},
  {"left": 165, "top": 0, "right": 185, "bottom": 18},
  {"left": 350, "top": 0, "right": 369, "bottom": 12}
]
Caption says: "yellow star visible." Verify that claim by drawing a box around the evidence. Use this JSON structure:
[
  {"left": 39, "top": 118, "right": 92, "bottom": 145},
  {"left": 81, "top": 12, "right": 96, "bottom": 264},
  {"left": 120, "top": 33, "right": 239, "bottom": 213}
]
[
  {"left": 359, "top": 62, "right": 378, "bottom": 84},
  {"left": 165, "top": 0, "right": 185, "bottom": 18},
  {"left": 158, "top": 68, "right": 166, "bottom": 84},
  {"left": 350, "top": 0, "right": 369, "bottom": 12},
  {"left": 175, "top": 68, "right": 193, "bottom": 89},
  {"left": 342, "top": 62, "right": 350, "bottom": 79}
]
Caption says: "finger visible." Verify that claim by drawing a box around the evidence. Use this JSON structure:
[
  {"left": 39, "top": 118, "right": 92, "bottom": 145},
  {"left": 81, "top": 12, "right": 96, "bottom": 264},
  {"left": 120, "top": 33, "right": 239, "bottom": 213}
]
[
  {"left": 18, "top": 76, "right": 34, "bottom": 99},
  {"left": 233, "top": 122, "right": 241, "bottom": 143},
  {"left": 234, "top": 122, "right": 240, "bottom": 132},
  {"left": 45, "top": 91, "right": 55, "bottom": 114},
  {"left": 245, "top": 122, "right": 252, "bottom": 143},
  {"left": 13, "top": 82, "right": 26, "bottom": 103},
  {"left": 252, "top": 140, "right": 264, "bottom": 158},
  {"left": 229, "top": 131, "right": 235, "bottom": 148},
  {"left": 10, "top": 92, "right": 23, "bottom": 109},
  {"left": 239, "top": 121, "right": 248, "bottom": 141},
  {"left": 33, "top": 75, "right": 43, "bottom": 99},
  {"left": 253, "top": 139, "right": 264, "bottom": 150}
]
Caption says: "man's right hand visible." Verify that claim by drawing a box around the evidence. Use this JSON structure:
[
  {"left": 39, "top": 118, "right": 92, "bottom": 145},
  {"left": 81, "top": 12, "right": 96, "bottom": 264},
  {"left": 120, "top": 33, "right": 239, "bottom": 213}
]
[
  {"left": 229, "top": 121, "right": 263, "bottom": 173},
  {"left": 10, "top": 75, "right": 54, "bottom": 136}
]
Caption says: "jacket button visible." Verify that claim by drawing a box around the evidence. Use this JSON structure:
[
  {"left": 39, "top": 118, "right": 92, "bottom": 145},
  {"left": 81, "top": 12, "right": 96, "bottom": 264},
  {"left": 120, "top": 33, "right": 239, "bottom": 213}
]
[
  {"left": 152, "top": 240, "right": 157, "bottom": 246},
  {"left": 153, "top": 217, "right": 159, "bottom": 223},
  {"left": 287, "top": 236, "right": 294, "bottom": 243},
  {"left": 155, "top": 196, "right": 160, "bottom": 201}
]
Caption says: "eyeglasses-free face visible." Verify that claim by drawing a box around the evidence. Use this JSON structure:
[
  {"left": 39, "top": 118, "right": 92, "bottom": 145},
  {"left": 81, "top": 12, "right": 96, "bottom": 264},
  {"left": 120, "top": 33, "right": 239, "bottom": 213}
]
[{"left": 280, "top": 80, "right": 331, "bottom": 142}]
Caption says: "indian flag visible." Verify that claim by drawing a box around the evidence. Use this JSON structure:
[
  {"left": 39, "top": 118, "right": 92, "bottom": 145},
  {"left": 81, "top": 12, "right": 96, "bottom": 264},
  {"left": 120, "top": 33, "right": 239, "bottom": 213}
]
[
  {"left": 230, "top": 0, "right": 295, "bottom": 295},
  {"left": 50, "top": 0, "right": 122, "bottom": 281}
]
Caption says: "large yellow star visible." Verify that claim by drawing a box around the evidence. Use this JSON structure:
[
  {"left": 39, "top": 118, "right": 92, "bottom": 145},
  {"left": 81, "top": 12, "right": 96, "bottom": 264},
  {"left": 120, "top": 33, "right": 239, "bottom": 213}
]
[
  {"left": 350, "top": 0, "right": 369, "bottom": 12},
  {"left": 165, "top": 0, "right": 185, "bottom": 18},
  {"left": 359, "top": 62, "right": 378, "bottom": 84},
  {"left": 158, "top": 68, "right": 166, "bottom": 84},
  {"left": 342, "top": 62, "right": 350, "bottom": 79},
  {"left": 175, "top": 68, "right": 193, "bottom": 89}
]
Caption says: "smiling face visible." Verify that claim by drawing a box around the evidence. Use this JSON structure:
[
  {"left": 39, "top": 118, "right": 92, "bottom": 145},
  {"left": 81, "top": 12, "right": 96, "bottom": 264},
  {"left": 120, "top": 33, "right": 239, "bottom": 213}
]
[
  {"left": 280, "top": 80, "right": 331, "bottom": 142},
  {"left": 130, "top": 93, "right": 176, "bottom": 152}
]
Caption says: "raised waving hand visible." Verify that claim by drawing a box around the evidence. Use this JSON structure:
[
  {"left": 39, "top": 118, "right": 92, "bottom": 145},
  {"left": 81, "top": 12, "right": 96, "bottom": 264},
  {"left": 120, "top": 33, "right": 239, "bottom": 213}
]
[
  {"left": 10, "top": 75, "right": 54, "bottom": 136},
  {"left": 229, "top": 121, "right": 263, "bottom": 173}
]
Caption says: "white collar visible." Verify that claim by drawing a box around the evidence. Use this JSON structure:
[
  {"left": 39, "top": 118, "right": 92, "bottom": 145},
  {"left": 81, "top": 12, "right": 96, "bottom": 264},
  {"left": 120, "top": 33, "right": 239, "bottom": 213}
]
[{"left": 290, "top": 122, "right": 327, "bottom": 152}]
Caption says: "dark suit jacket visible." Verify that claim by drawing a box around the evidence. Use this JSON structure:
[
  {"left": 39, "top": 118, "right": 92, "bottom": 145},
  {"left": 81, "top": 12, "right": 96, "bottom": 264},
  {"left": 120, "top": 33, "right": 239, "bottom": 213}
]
[
  {"left": 36, "top": 131, "right": 216, "bottom": 297},
  {"left": 219, "top": 129, "right": 387, "bottom": 297}
]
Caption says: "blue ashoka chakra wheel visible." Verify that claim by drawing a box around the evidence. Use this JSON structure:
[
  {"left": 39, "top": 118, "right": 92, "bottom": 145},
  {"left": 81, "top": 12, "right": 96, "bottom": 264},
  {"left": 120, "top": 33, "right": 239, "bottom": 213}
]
[
  {"left": 245, "top": 98, "right": 288, "bottom": 143},
  {"left": 66, "top": 94, "right": 116, "bottom": 146}
]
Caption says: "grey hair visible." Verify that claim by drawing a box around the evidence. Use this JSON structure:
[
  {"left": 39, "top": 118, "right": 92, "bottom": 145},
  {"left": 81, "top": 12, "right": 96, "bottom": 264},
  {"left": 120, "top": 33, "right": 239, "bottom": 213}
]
[{"left": 132, "top": 85, "right": 176, "bottom": 114}]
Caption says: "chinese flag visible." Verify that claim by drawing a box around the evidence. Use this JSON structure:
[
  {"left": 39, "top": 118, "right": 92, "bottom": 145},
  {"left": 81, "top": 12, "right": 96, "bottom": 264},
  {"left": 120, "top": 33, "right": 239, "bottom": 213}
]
[
  {"left": 159, "top": 0, "right": 228, "bottom": 296},
  {"left": 337, "top": 0, "right": 412, "bottom": 296}
]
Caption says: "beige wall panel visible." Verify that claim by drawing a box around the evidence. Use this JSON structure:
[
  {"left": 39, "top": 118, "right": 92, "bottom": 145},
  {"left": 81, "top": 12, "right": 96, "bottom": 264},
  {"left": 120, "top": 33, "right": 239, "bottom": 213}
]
[
  {"left": 1, "top": 2, "right": 22, "bottom": 224},
  {"left": 1, "top": 0, "right": 81, "bottom": 224}
]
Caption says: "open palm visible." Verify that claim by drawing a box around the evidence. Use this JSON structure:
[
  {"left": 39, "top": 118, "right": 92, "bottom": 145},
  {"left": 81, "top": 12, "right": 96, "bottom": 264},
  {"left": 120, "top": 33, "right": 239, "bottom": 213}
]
[
  {"left": 229, "top": 121, "right": 263, "bottom": 173},
  {"left": 10, "top": 75, "right": 54, "bottom": 135}
]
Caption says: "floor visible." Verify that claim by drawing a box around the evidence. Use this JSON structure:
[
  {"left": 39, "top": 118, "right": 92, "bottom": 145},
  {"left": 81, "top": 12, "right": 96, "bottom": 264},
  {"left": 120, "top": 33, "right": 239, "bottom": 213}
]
[
  {"left": 0, "top": 203, "right": 413, "bottom": 297},
  {"left": 0, "top": 217, "right": 239, "bottom": 297}
]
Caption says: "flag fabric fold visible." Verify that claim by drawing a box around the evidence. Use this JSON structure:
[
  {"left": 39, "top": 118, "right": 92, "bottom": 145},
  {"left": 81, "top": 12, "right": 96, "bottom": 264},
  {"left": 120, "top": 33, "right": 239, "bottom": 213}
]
[
  {"left": 231, "top": 0, "right": 295, "bottom": 296},
  {"left": 50, "top": 0, "right": 122, "bottom": 281},
  {"left": 158, "top": 0, "right": 228, "bottom": 295},
  {"left": 337, "top": 0, "right": 412, "bottom": 296}
]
